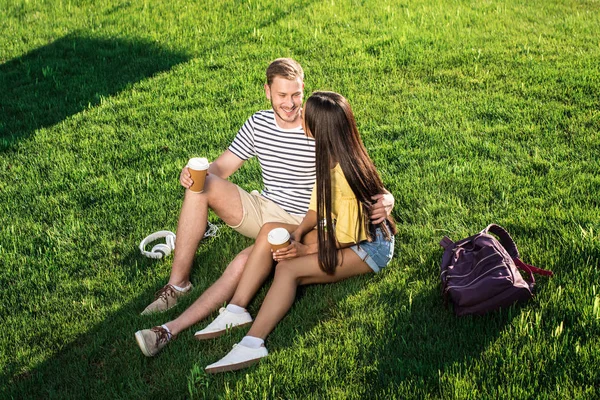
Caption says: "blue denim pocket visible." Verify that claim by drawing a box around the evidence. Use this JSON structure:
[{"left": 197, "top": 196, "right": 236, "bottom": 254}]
[
  {"left": 355, "top": 227, "right": 395, "bottom": 271},
  {"left": 370, "top": 229, "right": 394, "bottom": 268}
]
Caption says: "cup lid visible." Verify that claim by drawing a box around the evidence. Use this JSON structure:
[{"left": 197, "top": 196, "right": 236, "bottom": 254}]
[
  {"left": 188, "top": 157, "right": 209, "bottom": 170},
  {"left": 268, "top": 228, "right": 290, "bottom": 245}
]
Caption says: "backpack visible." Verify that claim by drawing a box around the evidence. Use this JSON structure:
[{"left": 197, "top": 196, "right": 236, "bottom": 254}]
[{"left": 439, "top": 224, "right": 553, "bottom": 316}]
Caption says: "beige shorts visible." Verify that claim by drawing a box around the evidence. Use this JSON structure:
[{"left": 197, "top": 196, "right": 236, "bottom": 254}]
[{"left": 228, "top": 187, "right": 304, "bottom": 239}]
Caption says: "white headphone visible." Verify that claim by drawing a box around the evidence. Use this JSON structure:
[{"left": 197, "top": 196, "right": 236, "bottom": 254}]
[
  {"left": 139, "top": 230, "right": 176, "bottom": 259},
  {"left": 139, "top": 223, "right": 219, "bottom": 260}
]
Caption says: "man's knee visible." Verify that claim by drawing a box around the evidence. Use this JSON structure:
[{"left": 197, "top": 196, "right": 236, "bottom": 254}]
[
  {"left": 183, "top": 186, "right": 209, "bottom": 204},
  {"left": 202, "top": 174, "right": 224, "bottom": 204},
  {"left": 223, "top": 246, "right": 253, "bottom": 278}
]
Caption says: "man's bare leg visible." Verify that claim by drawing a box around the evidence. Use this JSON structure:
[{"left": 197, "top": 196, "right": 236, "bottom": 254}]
[
  {"left": 168, "top": 174, "right": 245, "bottom": 288},
  {"left": 141, "top": 175, "right": 246, "bottom": 314}
]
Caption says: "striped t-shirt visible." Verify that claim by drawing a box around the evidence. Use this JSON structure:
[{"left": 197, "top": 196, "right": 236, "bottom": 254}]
[{"left": 228, "top": 110, "right": 316, "bottom": 216}]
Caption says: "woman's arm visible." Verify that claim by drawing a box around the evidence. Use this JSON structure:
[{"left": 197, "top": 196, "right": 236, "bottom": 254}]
[
  {"left": 290, "top": 210, "right": 317, "bottom": 242},
  {"left": 273, "top": 211, "right": 361, "bottom": 261}
]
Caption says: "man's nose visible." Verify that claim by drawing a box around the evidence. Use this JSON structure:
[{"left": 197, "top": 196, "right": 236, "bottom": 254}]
[{"left": 282, "top": 96, "right": 293, "bottom": 106}]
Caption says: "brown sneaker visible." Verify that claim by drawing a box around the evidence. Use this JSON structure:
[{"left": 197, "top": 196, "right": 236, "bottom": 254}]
[
  {"left": 141, "top": 283, "right": 192, "bottom": 315},
  {"left": 135, "top": 326, "right": 175, "bottom": 357}
]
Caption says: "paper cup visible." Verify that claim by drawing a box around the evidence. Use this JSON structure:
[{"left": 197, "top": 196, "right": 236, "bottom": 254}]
[
  {"left": 268, "top": 228, "right": 291, "bottom": 252},
  {"left": 188, "top": 157, "right": 209, "bottom": 193}
]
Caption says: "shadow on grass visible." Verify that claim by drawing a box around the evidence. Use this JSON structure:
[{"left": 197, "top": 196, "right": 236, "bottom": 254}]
[
  {"left": 0, "top": 237, "right": 242, "bottom": 399},
  {"left": 367, "top": 283, "right": 514, "bottom": 395},
  {"left": 2, "top": 235, "right": 563, "bottom": 399},
  {"left": 187, "top": 246, "right": 526, "bottom": 398},
  {"left": 0, "top": 236, "right": 369, "bottom": 399},
  {"left": 0, "top": 33, "right": 189, "bottom": 150},
  {"left": 363, "top": 245, "right": 561, "bottom": 397}
]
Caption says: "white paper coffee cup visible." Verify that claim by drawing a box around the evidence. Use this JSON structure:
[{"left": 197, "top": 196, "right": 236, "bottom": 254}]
[
  {"left": 188, "top": 157, "right": 209, "bottom": 193},
  {"left": 268, "top": 228, "right": 291, "bottom": 252}
]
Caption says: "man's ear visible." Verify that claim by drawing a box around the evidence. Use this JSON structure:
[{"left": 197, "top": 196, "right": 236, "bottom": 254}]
[{"left": 264, "top": 83, "right": 271, "bottom": 100}]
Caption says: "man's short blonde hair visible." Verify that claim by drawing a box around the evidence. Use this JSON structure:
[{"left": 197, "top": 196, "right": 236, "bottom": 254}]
[{"left": 266, "top": 58, "right": 304, "bottom": 86}]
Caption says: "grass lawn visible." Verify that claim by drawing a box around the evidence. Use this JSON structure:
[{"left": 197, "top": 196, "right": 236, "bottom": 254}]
[{"left": 1, "top": 0, "right": 599, "bottom": 398}]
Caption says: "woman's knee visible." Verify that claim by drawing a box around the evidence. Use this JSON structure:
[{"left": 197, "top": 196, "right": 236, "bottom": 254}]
[
  {"left": 259, "top": 222, "right": 282, "bottom": 236},
  {"left": 256, "top": 222, "right": 286, "bottom": 246},
  {"left": 274, "top": 261, "right": 301, "bottom": 283},
  {"left": 252, "top": 225, "right": 276, "bottom": 250}
]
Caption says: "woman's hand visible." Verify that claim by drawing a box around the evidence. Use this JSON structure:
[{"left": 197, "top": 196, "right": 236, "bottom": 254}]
[
  {"left": 289, "top": 229, "right": 303, "bottom": 243},
  {"left": 273, "top": 240, "right": 310, "bottom": 261}
]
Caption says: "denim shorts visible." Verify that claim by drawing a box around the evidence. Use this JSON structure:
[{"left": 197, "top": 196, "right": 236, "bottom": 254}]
[{"left": 349, "top": 226, "right": 395, "bottom": 273}]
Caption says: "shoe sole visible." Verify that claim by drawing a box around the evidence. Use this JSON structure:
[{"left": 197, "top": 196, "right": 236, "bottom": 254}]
[
  {"left": 205, "top": 356, "right": 263, "bottom": 374},
  {"left": 134, "top": 331, "right": 154, "bottom": 357},
  {"left": 194, "top": 321, "right": 253, "bottom": 340}
]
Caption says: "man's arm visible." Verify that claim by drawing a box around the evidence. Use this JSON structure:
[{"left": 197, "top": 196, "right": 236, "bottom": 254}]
[
  {"left": 207, "top": 149, "right": 245, "bottom": 179},
  {"left": 180, "top": 150, "right": 244, "bottom": 189}
]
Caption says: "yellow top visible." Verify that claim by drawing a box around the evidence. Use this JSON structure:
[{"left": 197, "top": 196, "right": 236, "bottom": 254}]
[{"left": 308, "top": 164, "right": 368, "bottom": 244}]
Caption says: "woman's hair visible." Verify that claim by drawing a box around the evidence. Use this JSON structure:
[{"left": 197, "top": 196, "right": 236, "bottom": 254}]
[
  {"left": 304, "top": 91, "right": 397, "bottom": 274},
  {"left": 266, "top": 58, "right": 304, "bottom": 86}
]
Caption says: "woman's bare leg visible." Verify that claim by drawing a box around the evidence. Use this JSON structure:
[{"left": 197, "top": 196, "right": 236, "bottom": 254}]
[
  {"left": 163, "top": 245, "right": 252, "bottom": 336},
  {"left": 229, "top": 222, "right": 299, "bottom": 308},
  {"left": 246, "top": 248, "right": 373, "bottom": 340}
]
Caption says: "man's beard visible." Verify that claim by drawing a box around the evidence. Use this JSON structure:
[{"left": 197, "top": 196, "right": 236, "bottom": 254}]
[{"left": 272, "top": 101, "right": 300, "bottom": 124}]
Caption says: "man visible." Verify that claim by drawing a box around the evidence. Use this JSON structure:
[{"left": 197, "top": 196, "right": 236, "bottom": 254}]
[{"left": 135, "top": 58, "right": 394, "bottom": 357}]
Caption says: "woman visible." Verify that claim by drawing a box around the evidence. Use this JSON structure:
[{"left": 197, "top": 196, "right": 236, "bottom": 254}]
[{"left": 199, "top": 91, "right": 396, "bottom": 373}]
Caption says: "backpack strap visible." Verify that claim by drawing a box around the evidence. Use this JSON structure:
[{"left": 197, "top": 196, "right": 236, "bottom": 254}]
[
  {"left": 440, "top": 236, "right": 454, "bottom": 249},
  {"left": 483, "top": 224, "right": 554, "bottom": 278},
  {"left": 483, "top": 224, "right": 520, "bottom": 259},
  {"left": 514, "top": 257, "right": 554, "bottom": 277}
]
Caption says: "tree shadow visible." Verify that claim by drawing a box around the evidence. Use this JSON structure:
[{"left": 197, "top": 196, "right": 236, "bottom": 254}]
[
  {"left": 0, "top": 238, "right": 240, "bottom": 399},
  {"left": 0, "top": 33, "right": 189, "bottom": 150}
]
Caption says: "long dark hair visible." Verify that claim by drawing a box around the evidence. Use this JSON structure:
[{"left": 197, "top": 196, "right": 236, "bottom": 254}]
[{"left": 304, "top": 91, "right": 397, "bottom": 274}]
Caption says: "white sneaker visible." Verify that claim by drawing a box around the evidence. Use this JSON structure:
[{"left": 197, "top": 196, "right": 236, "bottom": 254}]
[
  {"left": 194, "top": 307, "right": 253, "bottom": 340},
  {"left": 205, "top": 343, "right": 268, "bottom": 373}
]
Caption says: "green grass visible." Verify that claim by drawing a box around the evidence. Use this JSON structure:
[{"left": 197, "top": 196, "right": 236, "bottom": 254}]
[{"left": 1, "top": 0, "right": 599, "bottom": 398}]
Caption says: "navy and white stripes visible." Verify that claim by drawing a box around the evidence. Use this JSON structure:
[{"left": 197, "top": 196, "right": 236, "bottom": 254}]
[{"left": 229, "top": 110, "right": 316, "bottom": 216}]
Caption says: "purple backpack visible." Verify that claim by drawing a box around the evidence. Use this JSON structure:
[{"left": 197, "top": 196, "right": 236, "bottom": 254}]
[{"left": 440, "top": 224, "right": 553, "bottom": 316}]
